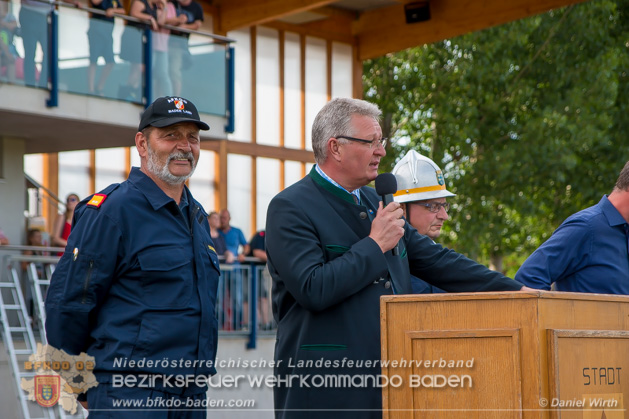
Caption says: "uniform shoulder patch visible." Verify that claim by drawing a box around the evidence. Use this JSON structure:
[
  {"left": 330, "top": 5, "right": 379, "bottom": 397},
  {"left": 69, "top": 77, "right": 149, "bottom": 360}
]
[{"left": 87, "top": 194, "right": 107, "bottom": 208}]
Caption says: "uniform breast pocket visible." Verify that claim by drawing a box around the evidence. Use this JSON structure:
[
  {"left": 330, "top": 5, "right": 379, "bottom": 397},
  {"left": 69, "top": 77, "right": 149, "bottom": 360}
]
[
  {"left": 203, "top": 244, "right": 221, "bottom": 302},
  {"left": 206, "top": 245, "right": 222, "bottom": 276},
  {"left": 138, "top": 246, "right": 192, "bottom": 309}
]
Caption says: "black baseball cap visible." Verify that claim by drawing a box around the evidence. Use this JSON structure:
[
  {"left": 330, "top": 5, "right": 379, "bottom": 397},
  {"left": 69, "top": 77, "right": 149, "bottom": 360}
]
[{"left": 138, "top": 96, "right": 210, "bottom": 131}]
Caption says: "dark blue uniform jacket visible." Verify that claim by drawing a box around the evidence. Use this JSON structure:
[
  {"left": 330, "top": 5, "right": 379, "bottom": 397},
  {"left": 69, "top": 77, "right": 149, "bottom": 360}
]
[{"left": 45, "top": 168, "right": 220, "bottom": 389}]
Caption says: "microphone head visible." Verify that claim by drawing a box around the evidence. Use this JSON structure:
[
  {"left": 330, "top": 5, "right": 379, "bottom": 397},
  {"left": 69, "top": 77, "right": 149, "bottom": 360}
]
[{"left": 375, "top": 173, "right": 397, "bottom": 195}]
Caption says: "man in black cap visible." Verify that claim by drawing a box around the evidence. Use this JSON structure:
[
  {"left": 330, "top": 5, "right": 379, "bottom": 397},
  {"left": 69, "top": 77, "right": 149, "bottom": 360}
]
[{"left": 46, "top": 96, "right": 221, "bottom": 418}]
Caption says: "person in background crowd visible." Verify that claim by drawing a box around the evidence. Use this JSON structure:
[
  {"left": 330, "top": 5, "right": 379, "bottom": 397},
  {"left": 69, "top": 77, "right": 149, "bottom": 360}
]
[
  {"left": 167, "top": 0, "right": 203, "bottom": 96},
  {"left": 392, "top": 150, "right": 451, "bottom": 294},
  {"left": 19, "top": 0, "right": 52, "bottom": 87},
  {"left": 515, "top": 160, "right": 629, "bottom": 293},
  {"left": 151, "top": 0, "right": 183, "bottom": 97},
  {"left": 118, "top": 0, "right": 164, "bottom": 99},
  {"left": 219, "top": 209, "right": 249, "bottom": 329},
  {"left": 52, "top": 193, "right": 79, "bottom": 254},
  {"left": 218, "top": 209, "right": 248, "bottom": 262},
  {"left": 208, "top": 211, "right": 229, "bottom": 259},
  {"left": 218, "top": 208, "right": 249, "bottom": 329},
  {"left": 85, "top": 0, "right": 126, "bottom": 95},
  {"left": 46, "top": 96, "right": 220, "bottom": 417},
  {"left": 247, "top": 230, "right": 271, "bottom": 330},
  {"left": 21, "top": 228, "right": 49, "bottom": 271},
  {"left": 208, "top": 210, "right": 233, "bottom": 329}
]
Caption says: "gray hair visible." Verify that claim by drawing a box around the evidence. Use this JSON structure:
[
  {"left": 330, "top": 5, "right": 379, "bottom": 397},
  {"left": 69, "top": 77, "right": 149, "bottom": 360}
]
[
  {"left": 311, "top": 98, "right": 382, "bottom": 164},
  {"left": 615, "top": 161, "right": 629, "bottom": 191}
]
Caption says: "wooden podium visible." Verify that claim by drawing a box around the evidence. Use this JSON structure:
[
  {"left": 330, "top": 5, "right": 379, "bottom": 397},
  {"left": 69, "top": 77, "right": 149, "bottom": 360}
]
[{"left": 380, "top": 292, "right": 629, "bottom": 418}]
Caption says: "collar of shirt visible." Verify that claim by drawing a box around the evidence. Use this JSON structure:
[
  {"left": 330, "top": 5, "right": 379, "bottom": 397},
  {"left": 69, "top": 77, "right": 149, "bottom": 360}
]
[
  {"left": 128, "top": 167, "right": 191, "bottom": 211},
  {"left": 179, "top": 187, "right": 189, "bottom": 211},
  {"left": 600, "top": 194, "right": 627, "bottom": 227},
  {"left": 314, "top": 164, "right": 361, "bottom": 204}
]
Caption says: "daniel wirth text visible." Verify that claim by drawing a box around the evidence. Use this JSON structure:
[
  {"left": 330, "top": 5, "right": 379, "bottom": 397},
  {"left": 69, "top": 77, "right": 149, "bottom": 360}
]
[{"left": 550, "top": 397, "right": 619, "bottom": 408}]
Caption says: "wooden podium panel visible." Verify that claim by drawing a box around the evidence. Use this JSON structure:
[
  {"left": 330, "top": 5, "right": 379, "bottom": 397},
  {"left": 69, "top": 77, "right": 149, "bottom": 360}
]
[
  {"left": 548, "top": 330, "right": 629, "bottom": 419},
  {"left": 380, "top": 292, "right": 629, "bottom": 418},
  {"left": 405, "top": 329, "right": 522, "bottom": 417}
]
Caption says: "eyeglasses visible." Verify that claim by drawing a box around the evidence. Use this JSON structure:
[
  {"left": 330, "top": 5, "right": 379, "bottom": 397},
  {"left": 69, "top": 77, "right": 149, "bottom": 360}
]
[
  {"left": 336, "top": 136, "right": 388, "bottom": 149},
  {"left": 412, "top": 202, "right": 450, "bottom": 213}
]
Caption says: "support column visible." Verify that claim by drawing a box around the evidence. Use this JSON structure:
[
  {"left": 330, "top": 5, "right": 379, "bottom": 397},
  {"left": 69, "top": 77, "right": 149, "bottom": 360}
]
[{"left": 42, "top": 153, "right": 59, "bottom": 238}]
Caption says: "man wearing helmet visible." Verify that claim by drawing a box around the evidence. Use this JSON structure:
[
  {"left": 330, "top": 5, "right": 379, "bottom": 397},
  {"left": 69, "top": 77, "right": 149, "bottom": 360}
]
[{"left": 392, "top": 150, "right": 453, "bottom": 293}]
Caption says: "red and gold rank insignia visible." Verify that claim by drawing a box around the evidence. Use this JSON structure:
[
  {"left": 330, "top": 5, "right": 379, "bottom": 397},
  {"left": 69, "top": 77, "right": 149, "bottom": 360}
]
[
  {"left": 35, "top": 375, "right": 60, "bottom": 408},
  {"left": 87, "top": 194, "right": 107, "bottom": 208}
]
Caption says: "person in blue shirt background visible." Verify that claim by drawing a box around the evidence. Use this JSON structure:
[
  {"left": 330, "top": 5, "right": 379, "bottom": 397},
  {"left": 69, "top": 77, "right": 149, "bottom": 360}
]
[
  {"left": 515, "top": 160, "right": 629, "bottom": 293},
  {"left": 217, "top": 208, "right": 249, "bottom": 329},
  {"left": 218, "top": 208, "right": 249, "bottom": 261},
  {"left": 45, "top": 96, "right": 220, "bottom": 418}
]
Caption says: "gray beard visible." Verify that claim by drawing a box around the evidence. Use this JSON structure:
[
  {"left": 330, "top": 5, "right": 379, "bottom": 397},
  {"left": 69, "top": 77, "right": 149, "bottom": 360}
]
[{"left": 146, "top": 144, "right": 197, "bottom": 185}]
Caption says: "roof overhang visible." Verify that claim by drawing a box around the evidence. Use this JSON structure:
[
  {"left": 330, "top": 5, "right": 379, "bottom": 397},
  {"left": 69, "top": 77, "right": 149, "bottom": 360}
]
[{"left": 208, "top": 0, "right": 589, "bottom": 60}]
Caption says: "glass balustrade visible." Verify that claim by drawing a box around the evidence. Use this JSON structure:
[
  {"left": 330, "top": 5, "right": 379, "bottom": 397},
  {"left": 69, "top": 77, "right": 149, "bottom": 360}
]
[{"left": 0, "top": 0, "right": 233, "bottom": 116}]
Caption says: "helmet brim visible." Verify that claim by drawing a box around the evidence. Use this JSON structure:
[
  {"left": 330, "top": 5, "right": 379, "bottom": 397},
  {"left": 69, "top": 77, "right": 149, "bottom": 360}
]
[{"left": 394, "top": 189, "right": 456, "bottom": 203}]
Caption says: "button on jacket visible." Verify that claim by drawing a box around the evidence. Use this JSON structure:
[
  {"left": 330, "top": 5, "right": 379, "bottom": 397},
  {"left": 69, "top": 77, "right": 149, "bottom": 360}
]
[{"left": 45, "top": 167, "right": 221, "bottom": 386}]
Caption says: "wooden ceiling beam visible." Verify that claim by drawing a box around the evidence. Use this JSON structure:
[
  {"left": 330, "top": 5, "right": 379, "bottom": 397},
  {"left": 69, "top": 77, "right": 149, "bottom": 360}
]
[
  {"left": 312, "top": 5, "right": 359, "bottom": 20},
  {"left": 293, "top": 14, "right": 357, "bottom": 44},
  {"left": 263, "top": 20, "right": 355, "bottom": 44},
  {"left": 201, "top": 140, "right": 316, "bottom": 163},
  {"left": 227, "top": 141, "right": 316, "bottom": 162},
  {"left": 215, "top": 0, "right": 337, "bottom": 33},
  {"left": 354, "top": 0, "right": 589, "bottom": 60}
]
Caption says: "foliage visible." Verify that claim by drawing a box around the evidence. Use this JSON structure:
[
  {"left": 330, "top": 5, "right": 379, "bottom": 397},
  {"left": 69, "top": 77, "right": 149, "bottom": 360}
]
[{"left": 364, "top": 0, "right": 629, "bottom": 267}]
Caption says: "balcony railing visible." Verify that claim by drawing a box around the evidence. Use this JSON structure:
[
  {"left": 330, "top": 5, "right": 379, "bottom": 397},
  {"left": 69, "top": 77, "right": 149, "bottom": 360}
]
[{"left": 0, "top": 0, "right": 235, "bottom": 126}]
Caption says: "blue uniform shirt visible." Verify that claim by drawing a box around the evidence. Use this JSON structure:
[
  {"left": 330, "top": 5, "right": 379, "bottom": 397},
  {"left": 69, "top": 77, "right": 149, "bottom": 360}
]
[
  {"left": 45, "top": 167, "right": 221, "bottom": 386},
  {"left": 515, "top": 195, "right": 629, "bottom": 293}
]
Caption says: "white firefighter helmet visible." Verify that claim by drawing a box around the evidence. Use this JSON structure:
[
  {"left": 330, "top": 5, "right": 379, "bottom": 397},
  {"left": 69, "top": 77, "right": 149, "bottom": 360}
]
[{"left": 392, "top": 150, "right": 455, "bottom": 203}]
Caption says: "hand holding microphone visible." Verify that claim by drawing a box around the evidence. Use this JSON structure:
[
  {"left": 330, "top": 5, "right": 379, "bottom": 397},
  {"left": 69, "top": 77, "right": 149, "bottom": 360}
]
[{"left": 371, "top": 173, "right": 404, "bottom": 255}]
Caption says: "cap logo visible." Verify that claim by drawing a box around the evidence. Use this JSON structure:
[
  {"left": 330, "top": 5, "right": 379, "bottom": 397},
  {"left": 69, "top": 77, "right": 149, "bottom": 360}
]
[
  {"left": 436, "top": 170, "right": 445, "bottom": 186},
  {"left": 174, "top": 100, "right": 185, "bottom": 110}
]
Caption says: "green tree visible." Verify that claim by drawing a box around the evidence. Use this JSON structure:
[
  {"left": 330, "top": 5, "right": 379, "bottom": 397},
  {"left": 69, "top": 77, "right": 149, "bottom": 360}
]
[{"left": 364, "top": 0, "right": 629, "bottom": 274}]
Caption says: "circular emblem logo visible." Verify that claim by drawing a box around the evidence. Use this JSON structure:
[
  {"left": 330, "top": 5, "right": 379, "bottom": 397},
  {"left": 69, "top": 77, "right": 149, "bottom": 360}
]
[{"left": 436, "top": 170, "right": 445, "bottom": 186}]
